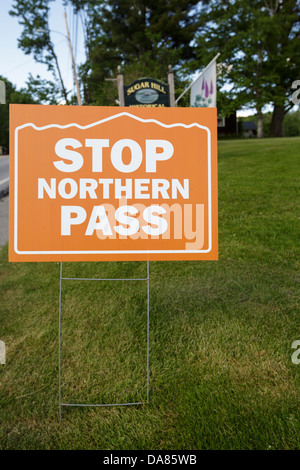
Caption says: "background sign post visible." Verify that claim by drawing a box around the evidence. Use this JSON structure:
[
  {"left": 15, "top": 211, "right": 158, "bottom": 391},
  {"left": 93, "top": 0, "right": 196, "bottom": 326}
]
[
  {"left": 168, "top": 65, "right": 175, "bottom": 107},
  {"left": 117, "top": 66, "right": 125, "bottom": 106},
  {"left": 0, "top": 80, "right": 5, "bottom": 104}
]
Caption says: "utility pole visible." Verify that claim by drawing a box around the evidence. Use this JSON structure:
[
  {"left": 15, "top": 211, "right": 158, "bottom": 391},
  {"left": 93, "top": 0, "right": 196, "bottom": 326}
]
[{"left": 64, "top": 11, "right": 82, "bottom": 106}]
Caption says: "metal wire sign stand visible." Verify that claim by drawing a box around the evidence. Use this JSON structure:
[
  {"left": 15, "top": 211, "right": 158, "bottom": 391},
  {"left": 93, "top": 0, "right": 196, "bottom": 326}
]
[{"left": 58, "top": 261, "right": 150, "bottom": 421}]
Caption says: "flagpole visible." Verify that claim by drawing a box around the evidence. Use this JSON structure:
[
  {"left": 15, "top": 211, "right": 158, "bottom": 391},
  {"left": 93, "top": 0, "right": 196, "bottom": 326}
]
[{"left": 175, "top": 53, "right": 220, "bottom": 105}]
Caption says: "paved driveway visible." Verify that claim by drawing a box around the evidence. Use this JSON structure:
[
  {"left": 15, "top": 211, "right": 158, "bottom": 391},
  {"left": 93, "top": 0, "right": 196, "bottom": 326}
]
[
  {"left": 0, "top": 155, "right": 9, "bottom": 198},
  {"left": 0, "top": 195, "right": 8, "bottom": 247}
]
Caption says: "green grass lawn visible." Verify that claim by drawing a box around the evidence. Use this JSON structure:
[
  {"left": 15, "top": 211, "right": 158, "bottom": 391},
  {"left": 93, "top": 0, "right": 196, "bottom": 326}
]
[{"left": 0, "top": 137, "right": 299, "bottom": 449}]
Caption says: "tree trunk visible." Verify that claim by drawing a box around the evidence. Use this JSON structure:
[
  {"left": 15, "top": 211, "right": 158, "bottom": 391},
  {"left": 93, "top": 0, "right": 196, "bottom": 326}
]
[
  {"left": 270, "top": 104, "right": 285, "bottom": 137},
  {"left": 49, "top": 43, "right": 69, "bottom": 105},
  {"left": 257, "top": 108, "right": 264, "bottom": 138}
]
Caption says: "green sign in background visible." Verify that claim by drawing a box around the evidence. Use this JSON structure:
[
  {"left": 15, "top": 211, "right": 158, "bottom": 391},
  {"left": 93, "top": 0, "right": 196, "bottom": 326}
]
[{"left": 124, "top": 77, "right": 170, "bottom": 107}]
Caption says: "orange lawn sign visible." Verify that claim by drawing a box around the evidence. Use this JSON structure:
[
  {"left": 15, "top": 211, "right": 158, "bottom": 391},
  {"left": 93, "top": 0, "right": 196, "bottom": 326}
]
[{"left": 9, "top": 105, "right": 218, "bottom": 262}]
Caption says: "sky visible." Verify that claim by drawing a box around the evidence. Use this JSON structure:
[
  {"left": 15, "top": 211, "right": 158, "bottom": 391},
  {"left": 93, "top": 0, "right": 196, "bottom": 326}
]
[{"left": 0, "top": 0, "right": 257, "bottom": 116}]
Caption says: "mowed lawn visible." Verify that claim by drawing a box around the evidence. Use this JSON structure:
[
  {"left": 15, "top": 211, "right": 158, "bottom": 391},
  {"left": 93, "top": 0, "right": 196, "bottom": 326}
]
[{"left": 0, "top": 137, "right": 299, "bottom": 450}]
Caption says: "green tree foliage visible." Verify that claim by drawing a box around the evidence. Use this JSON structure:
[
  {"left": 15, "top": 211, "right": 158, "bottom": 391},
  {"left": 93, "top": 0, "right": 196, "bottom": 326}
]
[
  {"left": 9, "top": 0, "right": 299, "bottom": 139},
  {"left": 0, "top": 76, "right": 35, "bottom": 150},
  {"left": 194, "top": 0, "right": 300, "bottom": 136},
  {"left": 10, "top": 0, "right": 209, "bottom": 106},
  {"left": 283, "top": 109, "right": 300, "bottom": 136},
  {"left": 25, "top": 74, "right": 78, "bottom": 105},
  {"left": 61, "top": 0, "right": 209, "bottom": 105},
  {"left": 10, "top": 0, "right": 69, "bottom": 103}
]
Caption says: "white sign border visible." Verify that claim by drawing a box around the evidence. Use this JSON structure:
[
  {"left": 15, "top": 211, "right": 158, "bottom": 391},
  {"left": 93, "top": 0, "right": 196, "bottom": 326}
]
[{"left": 14, "top": 112, "right": 213, "bottom": 255}]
